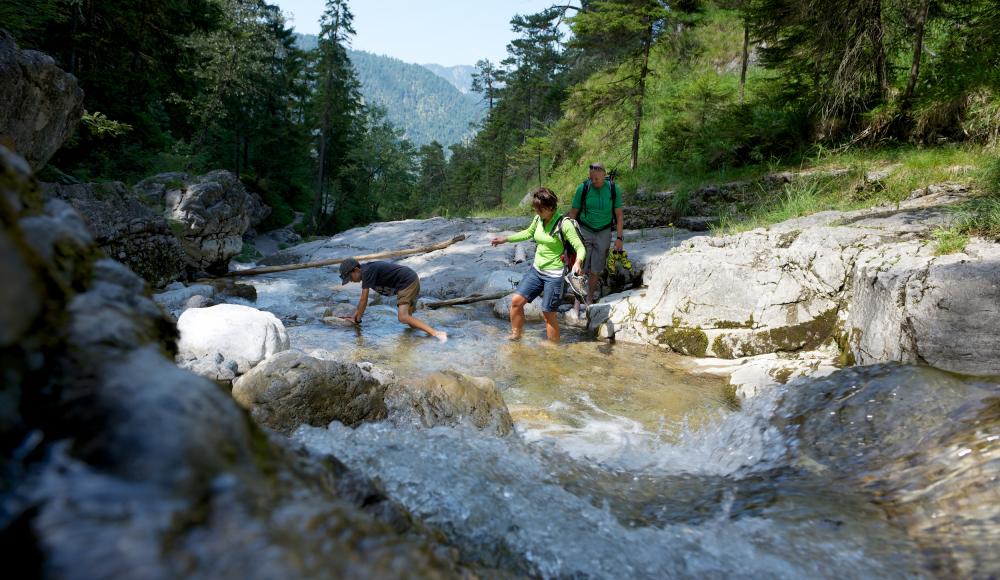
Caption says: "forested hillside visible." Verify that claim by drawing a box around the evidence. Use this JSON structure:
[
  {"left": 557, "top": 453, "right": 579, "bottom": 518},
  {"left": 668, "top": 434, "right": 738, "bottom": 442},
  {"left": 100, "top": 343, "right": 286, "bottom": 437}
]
[
  {"left": 347, "top": 49, "right": 484, "bottom": 146},
  {"left": 421, "top": 63, "right": 477, "bottom": 94},
  {"left": 295, "top": 33, "right": 483, "bottom": 147}
]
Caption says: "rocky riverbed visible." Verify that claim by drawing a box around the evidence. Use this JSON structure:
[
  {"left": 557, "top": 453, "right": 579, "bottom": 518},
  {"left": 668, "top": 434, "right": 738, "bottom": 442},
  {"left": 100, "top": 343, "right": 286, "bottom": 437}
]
[{"left": 3, "top": 27, "right": 1000, "bottom": 578}]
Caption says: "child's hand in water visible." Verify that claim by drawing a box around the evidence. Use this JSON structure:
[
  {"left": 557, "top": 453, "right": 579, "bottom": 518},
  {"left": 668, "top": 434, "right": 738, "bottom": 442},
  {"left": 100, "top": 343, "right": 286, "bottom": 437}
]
[{"left": 434, "top": 331, "right": 448, "bottom": 343}]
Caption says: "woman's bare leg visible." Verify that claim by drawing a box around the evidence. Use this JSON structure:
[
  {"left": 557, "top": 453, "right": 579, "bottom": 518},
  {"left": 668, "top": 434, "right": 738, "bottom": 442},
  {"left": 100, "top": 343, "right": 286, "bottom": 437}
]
[
  {"left": 542, "top": 311, "right": 560, "bottom": 343},
  {"left": 509, "top": 294, "right": 527, "bottom": 340}
]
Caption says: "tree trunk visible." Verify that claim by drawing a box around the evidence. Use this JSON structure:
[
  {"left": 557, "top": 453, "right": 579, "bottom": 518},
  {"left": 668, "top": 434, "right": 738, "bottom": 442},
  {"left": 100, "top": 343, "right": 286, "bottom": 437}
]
[
  {"left": 630, "top": 24, "right": 654, "bottom": 171},
  {"left": 900, "top": 0, "right": 930, "bottom": 111},
  {"left": 739, "top": 22, "right": 750, "bottom": 105},
  {"left": 868, "top": 0, "right": 890, "bottom": 102},
  {"left": 313, "top": 128, "right": 327, "bottom": 230},
  {"left": 210, "top": 235, "right": 468, "bottom": 279}
]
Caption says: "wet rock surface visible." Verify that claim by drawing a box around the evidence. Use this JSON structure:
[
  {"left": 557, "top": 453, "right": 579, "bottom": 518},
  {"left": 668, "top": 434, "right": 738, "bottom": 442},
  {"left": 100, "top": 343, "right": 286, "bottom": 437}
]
[
  {"left": 0, "top": 146, "right": 465, "bottom": 578},
  {"left": 385, "top": 370, "right": 514, "bottom": 437},
  {"left": 776, "top": 364, "right": 1000, "bottom": 577},
  {"left": 232, "top": 349, "right": 389, "bottom": 434},
  {"left": 0, "top": 31, "right": 84, "bottom": 171}
]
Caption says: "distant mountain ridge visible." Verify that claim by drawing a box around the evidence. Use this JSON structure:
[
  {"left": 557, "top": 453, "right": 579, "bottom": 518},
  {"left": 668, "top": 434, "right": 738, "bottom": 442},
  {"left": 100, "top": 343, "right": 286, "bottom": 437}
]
[
  {"left": 294, "top": 34, "right": 483, "bottom": 147},
  {"left": 421, "top": 63, "right": 477, "bottom": 94}
]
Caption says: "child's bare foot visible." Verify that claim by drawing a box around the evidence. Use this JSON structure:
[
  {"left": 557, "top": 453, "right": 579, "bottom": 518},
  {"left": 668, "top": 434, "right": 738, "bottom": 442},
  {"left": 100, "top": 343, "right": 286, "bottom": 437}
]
[{"left": 434, "top": 331, "right": 448, "bottom": 343}]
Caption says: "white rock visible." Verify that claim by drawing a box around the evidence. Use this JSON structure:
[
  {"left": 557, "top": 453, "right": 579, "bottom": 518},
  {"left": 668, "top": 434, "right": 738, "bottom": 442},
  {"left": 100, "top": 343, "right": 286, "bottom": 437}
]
[{"left": 177, "top": 303, "right": 289, "bottom": 373}]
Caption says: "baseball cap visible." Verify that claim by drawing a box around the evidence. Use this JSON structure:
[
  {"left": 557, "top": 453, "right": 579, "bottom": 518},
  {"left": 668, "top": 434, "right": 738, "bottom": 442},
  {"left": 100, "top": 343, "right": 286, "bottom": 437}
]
[
  {"left": 339, "top": 258, "right": 359, "bottom": 283},
  {"left": 588, "top": 162, "right": 606, "bottom": 172}
]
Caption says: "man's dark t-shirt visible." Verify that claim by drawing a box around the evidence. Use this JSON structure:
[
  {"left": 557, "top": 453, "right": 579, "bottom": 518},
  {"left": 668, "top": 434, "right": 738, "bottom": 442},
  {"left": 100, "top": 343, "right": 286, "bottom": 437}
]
[{"left": 361, "top": 261, "right": 418, "bottom": 296}]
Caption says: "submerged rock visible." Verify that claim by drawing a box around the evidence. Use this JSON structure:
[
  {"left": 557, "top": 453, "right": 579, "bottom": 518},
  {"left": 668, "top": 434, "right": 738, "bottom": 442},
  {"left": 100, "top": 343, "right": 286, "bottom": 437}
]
[
  {"left": 232, "top": 349, "right": 389, "bottom": 434},
  {"left": 385, "top": 370, "right": 514, "bottom": 437},
  {"left": 176, "top": 303, "right": 290, "bottom": 374}
]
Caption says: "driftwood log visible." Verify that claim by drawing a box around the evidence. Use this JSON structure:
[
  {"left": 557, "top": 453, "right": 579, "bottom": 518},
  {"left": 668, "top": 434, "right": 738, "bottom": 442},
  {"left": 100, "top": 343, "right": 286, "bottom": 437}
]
[
  {"left": 424, "top": 291, "right": 508, "bottom": 310},
  {"left": 208, "top": 235, "right": 467, "bottom": 279}
]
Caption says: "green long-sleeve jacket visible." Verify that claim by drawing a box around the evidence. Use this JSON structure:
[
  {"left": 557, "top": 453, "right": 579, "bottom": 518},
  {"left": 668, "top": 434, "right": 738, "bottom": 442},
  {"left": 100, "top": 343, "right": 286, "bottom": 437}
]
[{"left": 507, "top": 212, "right": 586, "bottom": 272}]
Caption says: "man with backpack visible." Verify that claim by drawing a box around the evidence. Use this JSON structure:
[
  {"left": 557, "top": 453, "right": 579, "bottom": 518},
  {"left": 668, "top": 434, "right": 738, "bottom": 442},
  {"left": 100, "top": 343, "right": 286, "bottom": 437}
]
[{"left": 568, "top": 162, "right": 624, "bottom": 312}]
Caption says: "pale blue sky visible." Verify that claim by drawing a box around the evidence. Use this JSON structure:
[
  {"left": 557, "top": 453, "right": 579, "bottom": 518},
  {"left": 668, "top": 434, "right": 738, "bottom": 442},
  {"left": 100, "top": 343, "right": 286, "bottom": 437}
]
[{"left": 270, "top": 0, "right": 558, "bottom": 66}]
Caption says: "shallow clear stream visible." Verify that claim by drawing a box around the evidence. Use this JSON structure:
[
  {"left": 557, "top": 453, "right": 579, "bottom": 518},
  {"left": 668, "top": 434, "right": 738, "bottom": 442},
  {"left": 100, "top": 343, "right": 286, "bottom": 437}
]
[{"left": 246, "top": 267, "right": 999, "bottom": 578}]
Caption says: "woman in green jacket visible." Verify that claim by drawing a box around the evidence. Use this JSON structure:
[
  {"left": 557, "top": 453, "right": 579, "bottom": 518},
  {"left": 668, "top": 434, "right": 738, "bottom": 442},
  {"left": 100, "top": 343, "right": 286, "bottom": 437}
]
[{"left": 491, "top": 188, "right": 586, "bottom": 343}]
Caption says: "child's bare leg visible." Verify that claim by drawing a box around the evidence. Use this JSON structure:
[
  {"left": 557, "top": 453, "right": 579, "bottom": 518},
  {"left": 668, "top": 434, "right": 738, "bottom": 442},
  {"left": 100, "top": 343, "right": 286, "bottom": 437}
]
[{"left": 398, "top": 304, "right": 447, "bottom": 342}]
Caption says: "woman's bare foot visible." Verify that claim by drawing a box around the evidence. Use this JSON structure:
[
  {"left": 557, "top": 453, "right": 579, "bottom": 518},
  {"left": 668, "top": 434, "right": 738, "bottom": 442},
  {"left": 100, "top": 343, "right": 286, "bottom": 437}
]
[{"left": 506, "top": 333, "right": 522, "bottom": 341}]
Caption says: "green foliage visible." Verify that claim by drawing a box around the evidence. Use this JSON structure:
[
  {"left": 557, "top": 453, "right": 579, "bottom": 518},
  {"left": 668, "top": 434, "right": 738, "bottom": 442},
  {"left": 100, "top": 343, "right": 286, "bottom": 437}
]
[
  {"left": 234, "top": 241, "right": 263, "bottom": 263},
  {"left": 81, "top": 111, "right": 134, "bottom": 139}
]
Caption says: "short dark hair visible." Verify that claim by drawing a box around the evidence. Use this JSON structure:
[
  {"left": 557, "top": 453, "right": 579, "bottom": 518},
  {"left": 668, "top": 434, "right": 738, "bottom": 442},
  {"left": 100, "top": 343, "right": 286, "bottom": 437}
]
[{"left": 531, "top": 187, "right": 558, "bottom": 211}]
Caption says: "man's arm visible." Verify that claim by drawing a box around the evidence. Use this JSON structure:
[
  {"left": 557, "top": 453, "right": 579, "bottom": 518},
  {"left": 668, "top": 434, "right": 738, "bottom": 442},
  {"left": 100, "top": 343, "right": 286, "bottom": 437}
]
[
  {"left": 614, "top": 207, "right": 625, "bottom": 251},
  {"left": 568, "top": 207, "right": 580, "bottom": 220},
  {"left": 353, "top": 288, "right": 370, "bottom": 323}
]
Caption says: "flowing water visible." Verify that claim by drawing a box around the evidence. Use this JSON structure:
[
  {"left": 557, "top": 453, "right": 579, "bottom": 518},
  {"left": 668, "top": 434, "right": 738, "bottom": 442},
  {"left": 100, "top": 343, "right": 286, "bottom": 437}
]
[{"left": 247, "top": 267, "right": 999, "bottom": 578}]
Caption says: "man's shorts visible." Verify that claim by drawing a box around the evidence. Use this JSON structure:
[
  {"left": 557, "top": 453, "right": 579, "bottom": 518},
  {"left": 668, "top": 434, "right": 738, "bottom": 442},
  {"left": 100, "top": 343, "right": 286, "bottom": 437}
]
[
  {"left": 514, "top": 267, "right": 564, "bottom": 313},
  {"left": 396, "top": 280, "right": 420, "bottom": 309},
  {"left": 580, "top": 226, "right": 612, "bottom": 274}
]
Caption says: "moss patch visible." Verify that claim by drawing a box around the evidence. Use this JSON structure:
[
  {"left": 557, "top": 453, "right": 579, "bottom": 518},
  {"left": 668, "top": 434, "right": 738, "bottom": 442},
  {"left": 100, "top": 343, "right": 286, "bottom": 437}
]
[
  {"left": 656, "top": 326, "right": 709, "bottom": 357},
  {"left": 709, "top": 307, "right": 840, "bottom": 359}
]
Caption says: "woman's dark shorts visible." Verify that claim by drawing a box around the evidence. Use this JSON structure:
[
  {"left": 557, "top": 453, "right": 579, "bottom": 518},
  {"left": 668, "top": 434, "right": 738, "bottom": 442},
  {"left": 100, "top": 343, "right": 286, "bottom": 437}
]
[{"left": 514, "top": 267, "right": 564, "bottom": 313}]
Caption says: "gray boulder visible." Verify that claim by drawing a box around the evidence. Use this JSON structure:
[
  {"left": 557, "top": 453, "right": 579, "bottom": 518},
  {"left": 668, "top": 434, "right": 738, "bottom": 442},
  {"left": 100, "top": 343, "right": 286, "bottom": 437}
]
[
  {"left": 848, "top": 239, "right": 1000, "bottom": 375},
  {"left": 385, "top": 370, "right": 514, "bottom": 437},
  {"left": 42, "top": 181, "right": 186, "bottom": 286},
  {"left": 0, "top": 31, "right": 84, "bottom": 171},
  {"left": 232, "top": 350, "right": 389, "bottom": 434},
  {"left": 135, "top": 170, "right": 267, "bottom": 274}
]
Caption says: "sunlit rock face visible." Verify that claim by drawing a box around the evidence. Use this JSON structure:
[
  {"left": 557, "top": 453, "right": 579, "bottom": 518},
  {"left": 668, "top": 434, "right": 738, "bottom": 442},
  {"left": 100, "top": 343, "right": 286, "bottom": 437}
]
[
  {"left": 596, "top": 187, "right": 1000, "bottom": 377},
  {"left": 0, "top": 30, "right": 84, "bottom": 171}
]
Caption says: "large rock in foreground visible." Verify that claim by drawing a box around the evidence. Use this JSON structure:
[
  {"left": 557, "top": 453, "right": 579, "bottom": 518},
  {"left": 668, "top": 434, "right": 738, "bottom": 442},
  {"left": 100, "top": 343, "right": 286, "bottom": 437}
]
[
  {"left": 385, "top": 370, "right": 514, "bottom": 437},
  {"left": 43, "top": 181, "right": 186, "bottom": 286},
  {"left": 135, "top": 171, "right": 268, "bottom": 274},
  {"left": 0, "top": 30, "right": 84, "bottom": 170},
  {"left": 232, "top": 350, "right": 389, "bottom": 434},
  {"left": 1, "top": 145, "right": 463, "bottom": 578},
  {"left": 177, "top": 303, "right": 289, "bottom": 374}
]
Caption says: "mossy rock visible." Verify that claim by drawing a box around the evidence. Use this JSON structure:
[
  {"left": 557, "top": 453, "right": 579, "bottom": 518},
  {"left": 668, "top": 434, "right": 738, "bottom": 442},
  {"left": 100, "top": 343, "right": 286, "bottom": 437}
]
[
  {"left": 709, "top": 307, "right": 841, "bottom": 359},
  {"left": 656, "top": 326, "right": 709, "bottom": 357}
]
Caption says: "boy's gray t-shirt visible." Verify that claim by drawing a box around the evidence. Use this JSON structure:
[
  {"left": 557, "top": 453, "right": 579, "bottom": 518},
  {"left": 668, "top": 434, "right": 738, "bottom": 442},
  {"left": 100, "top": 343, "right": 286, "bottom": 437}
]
[{"left": 361, "top": 261, "right": 418, "bottom": 296}]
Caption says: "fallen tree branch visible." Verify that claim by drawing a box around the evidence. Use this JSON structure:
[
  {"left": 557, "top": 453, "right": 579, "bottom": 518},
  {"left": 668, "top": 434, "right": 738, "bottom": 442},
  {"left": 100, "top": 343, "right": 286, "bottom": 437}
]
[
  {"left": 425, "top": 291, "right": 508, "bottom": 309},
  {"left": 208, "top": 235, "right": 467, "bottom": 279}
]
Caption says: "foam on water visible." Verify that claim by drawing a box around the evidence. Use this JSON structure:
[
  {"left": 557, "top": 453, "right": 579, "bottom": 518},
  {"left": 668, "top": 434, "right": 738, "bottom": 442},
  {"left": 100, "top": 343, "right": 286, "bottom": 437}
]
[{"left": 294, "top": 419, "right": 924, "bottom": 579}]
